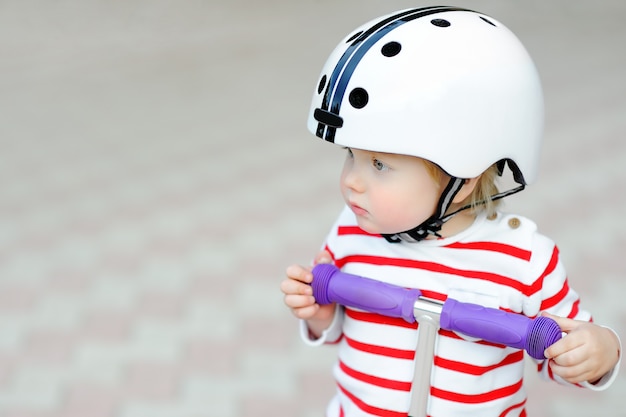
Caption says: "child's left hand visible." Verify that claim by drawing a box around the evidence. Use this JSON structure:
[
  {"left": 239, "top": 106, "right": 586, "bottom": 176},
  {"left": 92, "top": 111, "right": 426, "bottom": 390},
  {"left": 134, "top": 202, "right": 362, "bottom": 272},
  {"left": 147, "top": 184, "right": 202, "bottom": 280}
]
[{"left": 542, "top": 312, "right": 620, "bottom": 384}]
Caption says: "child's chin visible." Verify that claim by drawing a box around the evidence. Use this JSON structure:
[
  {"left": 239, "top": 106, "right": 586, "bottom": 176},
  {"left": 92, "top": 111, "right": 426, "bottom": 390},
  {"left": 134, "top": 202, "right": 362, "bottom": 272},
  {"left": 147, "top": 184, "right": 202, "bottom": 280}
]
[
  {"left": 355, "top": 221, "right": 376, "bottom": 234},
  {"left": 356, "top": 222, "right": 384, "bottom": 235}
]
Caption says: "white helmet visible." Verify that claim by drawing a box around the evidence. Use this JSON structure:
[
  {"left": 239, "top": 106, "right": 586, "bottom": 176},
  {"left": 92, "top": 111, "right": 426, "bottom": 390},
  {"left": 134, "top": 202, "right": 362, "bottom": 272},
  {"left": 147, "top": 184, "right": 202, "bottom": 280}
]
[{"left": 308, "top": 6, "right": 543, "bottom": 185}]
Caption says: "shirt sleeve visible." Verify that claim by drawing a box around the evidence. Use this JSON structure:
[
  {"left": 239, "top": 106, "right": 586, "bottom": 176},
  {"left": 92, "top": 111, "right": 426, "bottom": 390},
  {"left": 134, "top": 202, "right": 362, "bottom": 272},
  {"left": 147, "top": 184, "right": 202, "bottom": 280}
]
[
  {"left": 529, "top": 234, "right": 621, "bottom": 389},
  {"left": 299, "top": 304, "right": 344, "bottom": 346}
]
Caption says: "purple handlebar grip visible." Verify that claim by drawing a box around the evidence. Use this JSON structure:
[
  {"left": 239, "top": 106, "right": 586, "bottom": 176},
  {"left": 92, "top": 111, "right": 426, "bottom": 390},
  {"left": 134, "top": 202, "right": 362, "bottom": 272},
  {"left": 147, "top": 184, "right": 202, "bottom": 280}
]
[
  {"left": 440, "top": 299, "right": 562, "bottom": 359},
  {"left": 311, "top": 264, "right": 421, "bottom": 323}
]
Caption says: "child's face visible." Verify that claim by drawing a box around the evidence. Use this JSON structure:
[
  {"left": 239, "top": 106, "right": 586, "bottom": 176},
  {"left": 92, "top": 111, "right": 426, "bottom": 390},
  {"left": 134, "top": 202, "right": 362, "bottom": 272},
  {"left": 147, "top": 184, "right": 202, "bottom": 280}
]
[{"left": 340, "top": 148, "right": 443, "bottom": 235}]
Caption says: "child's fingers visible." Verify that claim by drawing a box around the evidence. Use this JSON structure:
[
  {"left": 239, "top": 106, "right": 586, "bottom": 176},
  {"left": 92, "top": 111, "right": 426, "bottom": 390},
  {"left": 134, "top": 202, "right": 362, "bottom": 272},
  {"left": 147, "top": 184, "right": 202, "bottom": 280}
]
[
  {"left": 285, "top": 264, "right": 314, "bottom": 284},
  {"left": 550, "top": 343, "right": 586, "bottom": 367},
  {"left": 549, "top": 359, "right": 590, "bottom": 383},
  {"left": 544, "top": 328, "right": 584, "bottom": 360},
  {"left": 541, "top": 313, "right": 594, "bottom": 360},
  {"left": 549, "top": 342, "right": 603, "bottom": 383},
  {"left": 290, "top": 303, "right": 320, "bottom": 320},
  {"left": 284, "top": 293, "right": 317, "bottom": 310},
  {"left": 280, "top": 278, "right": 313, "bottom": 296},
  {"left": 541, "top": 312, "right": 579, "bottom": 333}
]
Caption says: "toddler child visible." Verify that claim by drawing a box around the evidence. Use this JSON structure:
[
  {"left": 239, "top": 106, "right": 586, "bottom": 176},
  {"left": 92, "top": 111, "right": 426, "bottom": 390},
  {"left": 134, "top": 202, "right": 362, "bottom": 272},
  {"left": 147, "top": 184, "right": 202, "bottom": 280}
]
[{"left": 281, "top": 6, "right": 621, "bottom": 417}]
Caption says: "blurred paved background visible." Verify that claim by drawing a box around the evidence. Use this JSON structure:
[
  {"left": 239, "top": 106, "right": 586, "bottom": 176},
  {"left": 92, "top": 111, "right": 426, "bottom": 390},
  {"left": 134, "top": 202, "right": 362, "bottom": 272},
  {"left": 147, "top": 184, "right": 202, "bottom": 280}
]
[{"left": 0, "top": 0, "right": 624, "bottom": 416}]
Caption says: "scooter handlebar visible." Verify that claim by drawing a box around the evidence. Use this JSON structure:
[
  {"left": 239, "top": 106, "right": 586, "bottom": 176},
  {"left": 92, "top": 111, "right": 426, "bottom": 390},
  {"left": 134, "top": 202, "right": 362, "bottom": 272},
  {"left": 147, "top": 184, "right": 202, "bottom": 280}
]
[{"left": 311, "top": 264, "right": 561, "bottom": 359}]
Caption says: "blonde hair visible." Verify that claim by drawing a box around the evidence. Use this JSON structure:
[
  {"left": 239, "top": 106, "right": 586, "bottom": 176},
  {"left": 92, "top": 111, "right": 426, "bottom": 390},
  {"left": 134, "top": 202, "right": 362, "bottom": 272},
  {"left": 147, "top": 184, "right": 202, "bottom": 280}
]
[{"left": 423, "top": 160, "right": 501, "bottom": 218}]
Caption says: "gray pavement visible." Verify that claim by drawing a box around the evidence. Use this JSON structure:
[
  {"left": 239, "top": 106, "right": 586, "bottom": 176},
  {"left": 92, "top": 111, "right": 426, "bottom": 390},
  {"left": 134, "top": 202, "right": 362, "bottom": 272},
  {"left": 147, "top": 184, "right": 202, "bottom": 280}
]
[{"left": 0, "top": 1, "right": 625, "bottom": 416}]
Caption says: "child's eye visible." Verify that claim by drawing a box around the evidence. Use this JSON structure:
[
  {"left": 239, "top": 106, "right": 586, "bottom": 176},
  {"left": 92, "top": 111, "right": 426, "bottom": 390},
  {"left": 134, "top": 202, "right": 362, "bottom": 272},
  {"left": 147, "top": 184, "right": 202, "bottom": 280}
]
[
  {"left": 345, "top": 147, "right": 354, "bottom": 158},
  {"left": 372, "top": 158, "right": 388, "bottom": 171}
]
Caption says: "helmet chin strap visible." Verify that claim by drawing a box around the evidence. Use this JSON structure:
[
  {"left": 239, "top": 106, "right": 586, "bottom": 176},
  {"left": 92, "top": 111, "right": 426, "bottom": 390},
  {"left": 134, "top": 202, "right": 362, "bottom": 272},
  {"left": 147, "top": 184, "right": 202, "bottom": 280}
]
[
  {"left": 382, "top": 176, "right": 526, "bottom": 243},
  {"left": 382, "top": 177, "right": 466, "bottom": 243}
]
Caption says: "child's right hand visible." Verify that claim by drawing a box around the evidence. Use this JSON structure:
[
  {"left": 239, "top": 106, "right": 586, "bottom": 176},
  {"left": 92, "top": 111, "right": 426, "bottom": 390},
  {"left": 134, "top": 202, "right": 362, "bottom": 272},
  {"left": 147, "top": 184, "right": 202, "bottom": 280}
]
[{"left": 280, "top": 251, "right": 337, "bottom": 337}]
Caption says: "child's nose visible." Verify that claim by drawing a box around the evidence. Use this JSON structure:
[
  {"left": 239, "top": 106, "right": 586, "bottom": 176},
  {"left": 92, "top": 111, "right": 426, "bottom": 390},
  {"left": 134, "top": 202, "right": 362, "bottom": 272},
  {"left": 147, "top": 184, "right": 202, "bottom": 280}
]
[{"left": 343, "top": 167, "right": 364, "bottom": 192}]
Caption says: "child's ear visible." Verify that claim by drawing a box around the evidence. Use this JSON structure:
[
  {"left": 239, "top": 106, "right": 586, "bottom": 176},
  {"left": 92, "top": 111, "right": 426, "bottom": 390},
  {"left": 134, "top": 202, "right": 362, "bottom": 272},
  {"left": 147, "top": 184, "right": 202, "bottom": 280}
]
[{"left": 452, "top": 177, "right": 480, "bottom": 204}]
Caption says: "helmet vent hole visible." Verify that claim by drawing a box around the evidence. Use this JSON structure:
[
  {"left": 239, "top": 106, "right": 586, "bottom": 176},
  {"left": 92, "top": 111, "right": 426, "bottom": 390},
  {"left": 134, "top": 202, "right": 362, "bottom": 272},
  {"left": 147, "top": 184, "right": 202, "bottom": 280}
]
[
  {"left": 431, "top": 19, "right": 450, "bottom": 27},
  {"left": 346, "top": 31, "right": 363, "bottom": 43},
  {"left": 317, "top": 75, "right": 327, "bottom": 94},
  {"left": 480, "top": 16, "right": 497, "bottom": 27},
  {"left": 381, "top": 41, "right": 402, "bottom": 57},
  {"left": 349, "top": 88, "right": 369, "bottom": 109}
]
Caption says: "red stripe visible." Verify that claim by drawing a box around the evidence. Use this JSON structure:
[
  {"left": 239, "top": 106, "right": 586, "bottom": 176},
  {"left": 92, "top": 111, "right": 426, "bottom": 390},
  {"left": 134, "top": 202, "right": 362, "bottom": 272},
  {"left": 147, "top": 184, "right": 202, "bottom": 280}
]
[
  {"left": 540, "top": 280, "right": 570, "bottom": 310},
  {"left": 568, "top": 299, "right": 580, "bottom": 319},
  {"left": 418, "top": 289, "right": 446, "bottom": 302},
  {"left": 546, "top": 360, "right": 555, "bottom": 380},
  {"left": 338, "top": 383, "right": 407, "bottom": 417},
  {"left": 345, "top": 310, "right": 503, "bottom": 348},
  {"left": 345, "top": 328, "right": 506, "bottom": 362},
  {"left": 532, "top": 246, "right": 560, "bottom": 296},
  {"left": 499, "top": 399, "right": 526, "bottom": 417},
  {"left": 431, "top": 378, "right": 523, "bottom": 404},
  {"left": 345, "top": 309, "right": 501, "bottom": 346},
  {"left": 345, "top": 335, "right": 415, "bottom": 360},
  {"left": 444, "top": 241, "right": 531, "bottom": 261},
  {"left": 439, "top": 329, "right": 507, "bottom": 348},
  {"left": 347, "top": 308, "right": 515, "bottom": 350},
  {"left": 346, "top": 308, "right": 417, "bottom": 329},
  {"left": 322, "top": 244, "right": 336, "bottom": 262},
  {"left": 335, "top": 254, "right": 529, "bottom": 294},
  {"left": 335, "top": 246, "right": 560, "bottom": 297},
  {"left": 434, "top": 351, "right": 523, "bottom": 375},
  {"left": 339, "top": 360, "right": 412, "bottom": 391},
  {"left": 336, "top": 227, "right": 533, "bottom": 264},
  {"left": 338, "top": 226, "right": 381, "bottom": 237},
  {"left": 537, "top": 361, "right": 544, "bottom": 373}
]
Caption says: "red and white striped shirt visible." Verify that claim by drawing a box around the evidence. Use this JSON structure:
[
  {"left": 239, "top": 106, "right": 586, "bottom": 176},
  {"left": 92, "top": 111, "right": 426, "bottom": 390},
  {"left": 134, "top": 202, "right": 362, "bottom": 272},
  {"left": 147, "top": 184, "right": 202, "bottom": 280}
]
[{"left": 302, "top": 206, "right": 617, "bottom": 417}]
